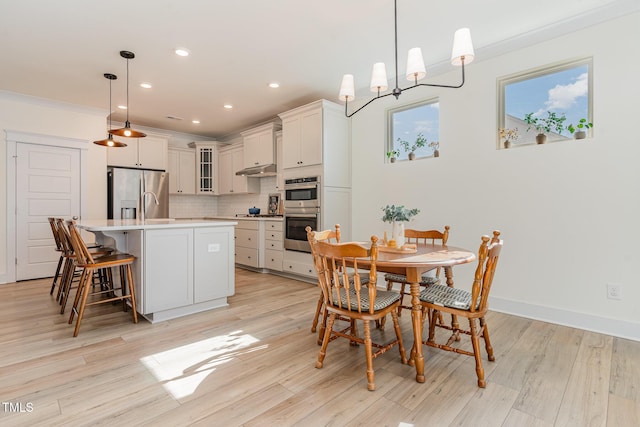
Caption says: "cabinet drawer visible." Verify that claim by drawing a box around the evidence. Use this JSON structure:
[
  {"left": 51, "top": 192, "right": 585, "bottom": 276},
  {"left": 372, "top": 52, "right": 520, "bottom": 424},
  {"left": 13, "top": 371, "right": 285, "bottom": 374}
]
[
  {"left": 236, "top": 246, "right": 259, "bottom": 268},
  {"left": 236, "top": 229, "right": 258, "bottom": 248},
  {"left": 264, "top": 230, "right": 283, "bottom": 242},
  {"left": 265, "top": 221, "right": 283, "bottom": 232},
  {"left": 235, "top": 220, "right": 259, "bottom": 231},
  {"left": 265, "top": 239, "right": 283, "bottom": 251},
  {"left": 283, "top": 260, "right": 316, "bottom": 278},
  {"left": 264, "top": 249, "right": 283, "bottom": 271}
]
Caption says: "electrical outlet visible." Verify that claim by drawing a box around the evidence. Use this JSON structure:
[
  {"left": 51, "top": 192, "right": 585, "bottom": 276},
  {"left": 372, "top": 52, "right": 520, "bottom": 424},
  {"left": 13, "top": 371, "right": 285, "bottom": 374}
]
[{"left": 607, "top": 283, "right": 622, "bottom": 300}]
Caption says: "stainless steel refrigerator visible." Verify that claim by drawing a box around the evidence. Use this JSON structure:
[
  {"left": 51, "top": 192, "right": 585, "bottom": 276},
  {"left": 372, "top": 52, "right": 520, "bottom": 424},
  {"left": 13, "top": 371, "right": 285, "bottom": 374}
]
[{"left": 107, "top": 167, "right": 169, "bottom": 220}]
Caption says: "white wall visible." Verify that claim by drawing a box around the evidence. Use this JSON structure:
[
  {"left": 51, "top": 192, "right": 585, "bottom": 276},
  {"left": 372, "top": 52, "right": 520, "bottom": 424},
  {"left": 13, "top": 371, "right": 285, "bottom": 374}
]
[
  {"left": 349, "top": 13, "right": 640, "bottom": 340},
  {"left": 0, "top": 93, "right": 107, "bottom": 282}
]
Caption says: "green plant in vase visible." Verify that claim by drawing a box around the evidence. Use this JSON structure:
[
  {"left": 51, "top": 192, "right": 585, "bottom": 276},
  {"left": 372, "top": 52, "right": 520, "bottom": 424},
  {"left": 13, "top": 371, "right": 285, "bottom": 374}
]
[
  {"left": 567, "top": 118, "right": 593, "bottom": 139},
  {"left": 386, "top": 149, "right": 400, "bottom": 163},
  {"left": 524, "top": 111, "right": 566, "bottom": 144},
  {"left": 381, "top": 204, "right": 420, "bottom": 247},
  {"left": 397, "top": 132, "right": 427, "bottom": 160}
]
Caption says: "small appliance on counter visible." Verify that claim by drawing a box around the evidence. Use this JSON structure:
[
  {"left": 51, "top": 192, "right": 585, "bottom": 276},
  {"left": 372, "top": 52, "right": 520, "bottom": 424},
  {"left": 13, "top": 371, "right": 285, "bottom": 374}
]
[{"left": 268, "top": 193, "right": 281, "bottom": 215}]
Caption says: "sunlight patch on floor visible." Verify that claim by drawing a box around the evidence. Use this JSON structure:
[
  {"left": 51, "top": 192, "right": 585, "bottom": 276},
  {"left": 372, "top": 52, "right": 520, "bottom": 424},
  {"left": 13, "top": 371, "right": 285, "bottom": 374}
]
[{"left": 140, "top": 330, "right": 260, "bottom": 399}]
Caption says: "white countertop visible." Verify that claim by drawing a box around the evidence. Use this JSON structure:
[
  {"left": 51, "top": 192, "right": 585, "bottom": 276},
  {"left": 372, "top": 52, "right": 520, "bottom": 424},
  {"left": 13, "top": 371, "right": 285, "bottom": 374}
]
[
  {"left": 204, "top": 216, "right": 283, "bottom": 222},
  {"left": 78, "top": 218, "right": 238, "bottom": 231}
]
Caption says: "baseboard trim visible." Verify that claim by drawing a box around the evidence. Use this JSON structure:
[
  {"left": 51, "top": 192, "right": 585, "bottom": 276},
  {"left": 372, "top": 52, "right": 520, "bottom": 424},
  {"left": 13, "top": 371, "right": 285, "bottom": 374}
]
[{"left": 490, "top": 296, "right": 639, "bottom": 342}]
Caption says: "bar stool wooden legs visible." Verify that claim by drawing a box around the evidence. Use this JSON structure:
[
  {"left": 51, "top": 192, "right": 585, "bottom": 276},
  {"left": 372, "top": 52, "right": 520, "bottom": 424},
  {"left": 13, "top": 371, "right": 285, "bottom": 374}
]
[
  {"left": 65, "top": 220, "right": 138, "bottom": 337},
  {"left": 68, "top": 259, "right": 137, "bottom": 337}
]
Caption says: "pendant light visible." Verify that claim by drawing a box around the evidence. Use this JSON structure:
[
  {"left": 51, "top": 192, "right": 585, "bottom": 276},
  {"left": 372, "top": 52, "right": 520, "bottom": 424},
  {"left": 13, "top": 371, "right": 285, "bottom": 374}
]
[
  {"left": 93, "top": 73, "right": 127, "bottom": 147},
  {"left": 110, "top": 50, "right": 147, "bottom": 138}
]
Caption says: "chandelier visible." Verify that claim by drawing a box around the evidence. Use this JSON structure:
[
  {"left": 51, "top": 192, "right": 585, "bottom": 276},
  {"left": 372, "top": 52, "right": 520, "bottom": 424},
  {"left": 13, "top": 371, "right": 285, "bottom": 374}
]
[
  {"left": 93, "top": 73, "right": 127, "bottom": 147},
  {"left": 339, "top": 0, "right": 475, "bottom": 118},
  {"left": 110, "top": 50, "right": 147, "bottom": 138}
]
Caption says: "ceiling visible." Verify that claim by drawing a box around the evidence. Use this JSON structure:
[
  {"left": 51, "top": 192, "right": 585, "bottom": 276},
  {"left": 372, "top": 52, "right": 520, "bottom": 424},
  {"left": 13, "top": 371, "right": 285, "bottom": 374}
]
[{"left": 1, "top": 0, "right": 635, "bottom": 139}]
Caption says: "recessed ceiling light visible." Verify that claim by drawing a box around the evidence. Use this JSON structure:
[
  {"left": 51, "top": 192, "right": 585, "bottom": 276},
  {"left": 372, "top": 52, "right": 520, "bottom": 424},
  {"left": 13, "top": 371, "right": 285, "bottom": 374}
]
[
  {"left": 268, "top": 82, "right": 280, "bottom": 88},
  {"left": 224, "top": 104, "right": 233, "bottom": 109},
  {"left": 192, "top": 120, "right": 200, "bottom": 124},
  {"left": 175, "top": 48, "right": 190, "bottom": 57},
  {"left": 140, "top": 82, "right": 152, "bottom": 89},
  {"left": 118, "top": 105, "right": 127, "bottom": 110}
]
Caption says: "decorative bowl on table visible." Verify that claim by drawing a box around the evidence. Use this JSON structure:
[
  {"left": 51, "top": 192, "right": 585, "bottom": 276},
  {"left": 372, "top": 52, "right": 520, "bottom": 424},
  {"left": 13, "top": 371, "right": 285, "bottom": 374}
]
[{"left": 248, "top": 207, "right": 261, "bottom": 215}]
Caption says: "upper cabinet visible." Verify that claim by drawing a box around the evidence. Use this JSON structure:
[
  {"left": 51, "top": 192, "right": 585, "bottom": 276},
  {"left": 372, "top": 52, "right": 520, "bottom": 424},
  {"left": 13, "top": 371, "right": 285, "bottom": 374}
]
[
  {"left": 217, "top": 144, "right": 259, "bottom": 195},
  {"left": 278, "top": 99, "right": 350, "bottom": 187},
  {"left": 108, "top": 135, "right": 168, "bottom": 171},
  {"left": 240, "top": 123, "right": 281, "bottom": 169},
  {"left": 279, "top": 105, "right": 322, "bottom": 169},
  {"left": 189, "top": 142, "right": 219, "bottom": 195},
  {"left": 275, "top": 130, "right": 284, "bottom": 192},
  {"left": 167, "top": 148, "right": 196, "bottom": 194}
]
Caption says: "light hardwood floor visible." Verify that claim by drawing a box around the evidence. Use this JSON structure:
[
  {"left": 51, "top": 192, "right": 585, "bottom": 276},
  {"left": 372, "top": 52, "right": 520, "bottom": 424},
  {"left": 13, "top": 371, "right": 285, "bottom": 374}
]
[{"left": 1, "top": 269, "right": 639, "bottom": 426}]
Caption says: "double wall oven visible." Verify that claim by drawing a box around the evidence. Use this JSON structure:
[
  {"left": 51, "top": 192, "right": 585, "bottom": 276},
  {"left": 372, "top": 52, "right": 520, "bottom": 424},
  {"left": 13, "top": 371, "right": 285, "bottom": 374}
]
[{"left": 284, "top": 176, "right": 320, "bottom": 253}]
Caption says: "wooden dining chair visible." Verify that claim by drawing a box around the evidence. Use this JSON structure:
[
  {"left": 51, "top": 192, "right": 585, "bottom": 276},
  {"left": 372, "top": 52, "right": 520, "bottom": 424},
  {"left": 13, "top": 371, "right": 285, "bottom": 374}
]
[
  {"left": 311, "top": 234, "right": 407, "bottom": 391},
  {"left": 385, "top": 226, "right": 450, "bottom": 316},
  {"left": 307, "top": 225, "right": 371, "bottom": 345},
  {"left": 419, "top": 231, "right": 503, "bottom": 388},
  {"left": 66, "top": 220, "right": 138, "bottom": 337},
  {"left": 307, "top": 224, "right": 341, "bottom": 336}
]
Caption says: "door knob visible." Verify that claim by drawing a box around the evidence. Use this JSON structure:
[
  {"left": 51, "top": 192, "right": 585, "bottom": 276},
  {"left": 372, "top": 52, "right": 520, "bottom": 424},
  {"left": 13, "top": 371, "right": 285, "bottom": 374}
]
[{"left": 72, "top": 216, "right": 79, "bottom": 220}]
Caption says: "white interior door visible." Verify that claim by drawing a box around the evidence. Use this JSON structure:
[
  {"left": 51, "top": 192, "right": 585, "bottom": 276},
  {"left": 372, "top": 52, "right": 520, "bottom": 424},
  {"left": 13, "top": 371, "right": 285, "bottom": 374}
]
[{"left": 16, "top": 143, "right": 81, "bottom": 280}]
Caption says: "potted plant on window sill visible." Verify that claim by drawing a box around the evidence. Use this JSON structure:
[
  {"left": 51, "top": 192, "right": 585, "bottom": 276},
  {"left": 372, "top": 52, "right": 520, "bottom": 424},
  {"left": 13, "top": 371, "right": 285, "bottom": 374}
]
[
  {"left": 397, "top": 132, "right": 427, "bottom": 160},
  {"left": 498, "top": 128, "right": 519, "bottom": 149},
  {"left": 381, "top": 204, "right": 420, "bottom": 247},
  {"left": 386, "top": 149, "right": 400, "bottom": 163},
  {"left": 524, "top": 111, "right": 566, "bottom": 144},
  {"left": 428, "top": 141, "right": 440, "bottom": 157},
  {"left": 567, "top": 118, "right": 593, "bottom": 140}
]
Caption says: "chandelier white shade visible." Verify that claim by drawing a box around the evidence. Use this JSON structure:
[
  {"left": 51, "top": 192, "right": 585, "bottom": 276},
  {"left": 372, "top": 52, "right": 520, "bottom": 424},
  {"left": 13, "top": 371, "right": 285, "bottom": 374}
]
[
  {"left": 451, "top": 28, "right": 475, "bottom": 66},
  {"left": 405, "top": 48, "right": 426, "bottom": 81},
  {"left": 370, "top": 63, "right": 389, "bottom": 92},
  {"left": 339, "top": 74, "right": 355, "bottom": 101},
  {"left": 339, "top": 0, "right": 474, "bottom": 117}
]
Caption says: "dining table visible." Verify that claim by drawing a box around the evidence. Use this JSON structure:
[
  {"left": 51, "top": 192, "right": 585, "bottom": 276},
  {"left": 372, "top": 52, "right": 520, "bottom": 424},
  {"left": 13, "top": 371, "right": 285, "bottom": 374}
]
[{"left": 357, "top": 242, "right": 476, "bottom": 383}]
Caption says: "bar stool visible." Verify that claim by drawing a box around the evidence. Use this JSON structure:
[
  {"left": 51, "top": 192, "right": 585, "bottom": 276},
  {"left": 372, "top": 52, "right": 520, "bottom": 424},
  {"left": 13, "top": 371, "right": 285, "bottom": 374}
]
[
  {"left": 54, "top": 218, "right": 113, "bottom": 314},
  {"left": 48, "top": 217, "right": 65, "bottom": 296},
  {"left": 66, "top": 220, "right": 138, "bottom": 337}
]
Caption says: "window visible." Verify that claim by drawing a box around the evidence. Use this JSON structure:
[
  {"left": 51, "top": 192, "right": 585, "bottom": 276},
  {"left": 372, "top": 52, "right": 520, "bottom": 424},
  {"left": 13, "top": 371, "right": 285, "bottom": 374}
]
[
  {"left": 498, "top": 58, "right": 592, "bottom": 148},
  {"left": 387, "top": 98, "right": 439, "bottom": 161}
]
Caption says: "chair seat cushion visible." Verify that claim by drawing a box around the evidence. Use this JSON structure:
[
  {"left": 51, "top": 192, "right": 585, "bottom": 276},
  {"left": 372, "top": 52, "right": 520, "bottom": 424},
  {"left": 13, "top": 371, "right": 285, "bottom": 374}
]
[
  {"left": 331, "top": 288, "right": 401, "bottom": 312},
  {"left": 384, "top": 273, "right": 439, "bottom": 286},
  {"left": 418, "top": 284, "right": 478, "bottom": 310}
]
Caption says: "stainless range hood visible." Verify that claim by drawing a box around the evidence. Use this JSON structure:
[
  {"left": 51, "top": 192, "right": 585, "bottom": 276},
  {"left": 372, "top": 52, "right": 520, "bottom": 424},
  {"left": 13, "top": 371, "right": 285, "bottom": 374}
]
[{"left": 235, "top": 163, "right": 277, "bottom": 177}]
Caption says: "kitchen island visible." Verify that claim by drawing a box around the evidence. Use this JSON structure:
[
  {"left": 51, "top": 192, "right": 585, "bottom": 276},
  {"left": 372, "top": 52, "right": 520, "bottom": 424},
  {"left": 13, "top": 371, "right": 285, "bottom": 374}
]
[{"left": 78, "top": 219, "right": 237, "bottom": 323}]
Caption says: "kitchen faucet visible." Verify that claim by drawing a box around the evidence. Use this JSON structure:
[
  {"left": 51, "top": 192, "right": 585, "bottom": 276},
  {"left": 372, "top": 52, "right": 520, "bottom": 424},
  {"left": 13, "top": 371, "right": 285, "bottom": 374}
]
[{"left": 140, "top": 191, "right": 159, "bottom": 222}]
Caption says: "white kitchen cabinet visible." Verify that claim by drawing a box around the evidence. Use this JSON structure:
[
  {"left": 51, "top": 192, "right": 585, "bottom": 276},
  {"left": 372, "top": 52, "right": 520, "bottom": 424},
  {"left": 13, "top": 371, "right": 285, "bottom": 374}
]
[
  {"left": 167, "top": 148, "right": 196, "bottom": 194},
  {"left": 279, "top": 106, "right": 322, "bottom": 169},
  {"left": 194, "top": 227, "right": 233, "bottom": 302},
  {"left": 108, "top": 135, "right": 168, "bottom": 170},
  {"left": 241, "top": 123, "right": 280, "bottom": 169},
  {"left": 218, "top": 144, "right": 259, "bottom": 195},
  {"left": 264, "top": 220, "right": 283, "bottom": 271},
  {"left": 189, "top": 142, "right": 219, "bottom": 195},
  {"left": 278, "top": 100, "right": 350, "bottom": 181},
  {"left": 144, "top": 228, "right": 194, "bottom": 313},
  {"left": 275, "top": 130, "right": 284, "bottom": 191},
  {"left": 235, "top": 220, "right": 259, "bottom": 268}
]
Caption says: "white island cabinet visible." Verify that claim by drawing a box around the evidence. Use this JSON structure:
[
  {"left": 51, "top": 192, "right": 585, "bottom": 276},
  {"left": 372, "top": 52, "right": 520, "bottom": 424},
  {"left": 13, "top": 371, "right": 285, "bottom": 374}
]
[{"left": 77, "top": 219, "right": 236, "bottom": 323}]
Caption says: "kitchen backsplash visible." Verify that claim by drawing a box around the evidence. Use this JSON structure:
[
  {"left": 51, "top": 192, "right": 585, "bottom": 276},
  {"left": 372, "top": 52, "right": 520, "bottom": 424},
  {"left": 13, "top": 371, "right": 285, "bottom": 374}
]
[{"left": 169, "top": 176, "right": 280, "bottom": 218}]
